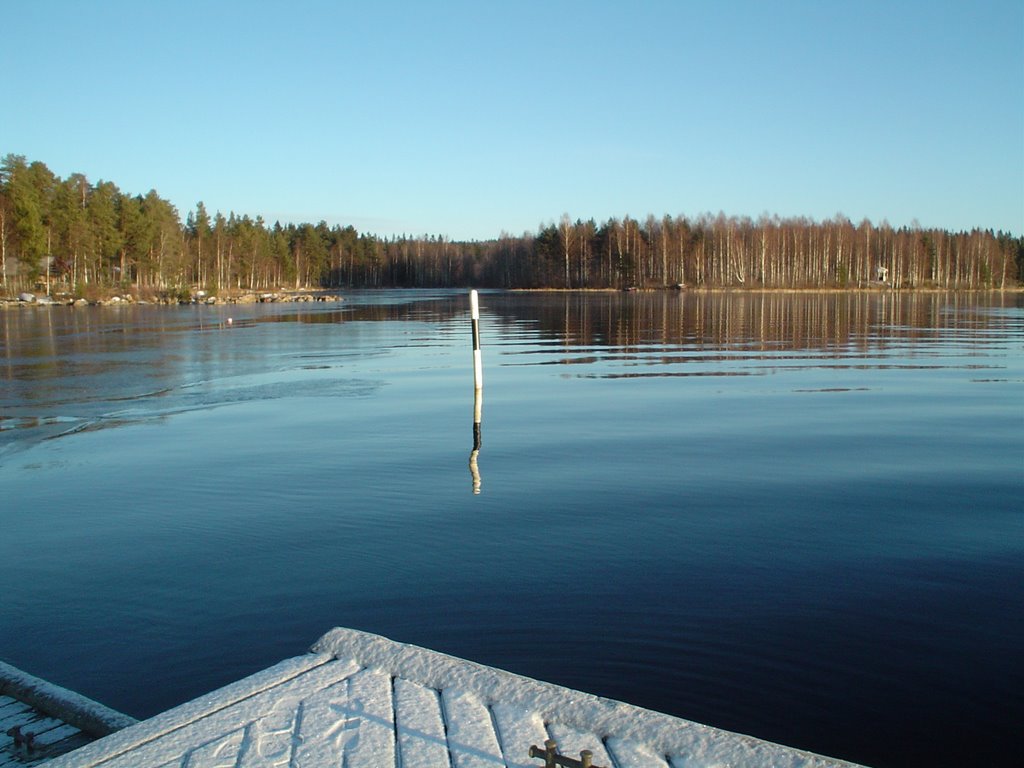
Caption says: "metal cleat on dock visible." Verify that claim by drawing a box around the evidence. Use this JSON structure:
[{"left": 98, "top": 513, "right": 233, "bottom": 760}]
[
  {"left": 530, "top": 738, "right": 606, "bottom": 768},
  {"left": 5, "top": 724, "right": 37, "bottom": 754}
]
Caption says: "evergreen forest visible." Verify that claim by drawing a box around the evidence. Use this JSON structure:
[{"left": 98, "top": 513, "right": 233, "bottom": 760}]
[{"left": 2, "top": 154, "right": 1021, "bottom": 296}]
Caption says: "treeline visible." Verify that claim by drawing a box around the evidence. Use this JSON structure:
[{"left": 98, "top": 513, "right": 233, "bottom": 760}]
[
  {"left": 2, "top": 154, "right": 1021, "bottom": 294},
  {"left": 526, "top": 213, "right": 1022, "bottom": 291}
]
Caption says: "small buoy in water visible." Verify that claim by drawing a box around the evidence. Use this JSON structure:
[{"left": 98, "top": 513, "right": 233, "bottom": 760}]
[{"left": 227, "top": 317, "right": 233, "bottom": 325}]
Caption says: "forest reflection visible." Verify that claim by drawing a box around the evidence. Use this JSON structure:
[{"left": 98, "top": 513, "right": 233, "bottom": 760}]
[
  {"left": 481, "top": 291, "right": 1021, "bottom": 362},
  {"left": 3, "top": 290, "right": 1018, "bottom": 385},
  {"left": 2, "top": 291, "right": 1018, "bottom": 450},
  {"left": 254, "top": 290, "right": 1022, "bottom": 355}
]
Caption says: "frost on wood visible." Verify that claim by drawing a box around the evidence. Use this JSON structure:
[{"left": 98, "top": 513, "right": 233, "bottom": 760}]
[
  {"left": 0, "top": 661, "right": 136, "bottom": 737},
  {"left": 40, "top": 628, "right": 866, "bottom": 767}
]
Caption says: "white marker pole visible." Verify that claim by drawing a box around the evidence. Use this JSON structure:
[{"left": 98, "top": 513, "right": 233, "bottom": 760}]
[
  {"left": 469, "top": 290, "right": 483, "bottom": 494},
  {"left": 470, "top": 290, "right": 483, "bottom": 391}
]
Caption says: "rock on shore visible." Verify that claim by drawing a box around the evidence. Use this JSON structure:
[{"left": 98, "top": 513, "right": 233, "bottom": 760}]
[{"left": 1, "top": 291, "right": 344, "bottom": 308}]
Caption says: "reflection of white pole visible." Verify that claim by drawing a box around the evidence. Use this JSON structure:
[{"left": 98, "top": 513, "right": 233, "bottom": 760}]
[
  {"left": 470, "top": 388, "right": 482, "bottom": 494},
  {"left": 470, "top": 289, "right": 483, "bottom": 391}
]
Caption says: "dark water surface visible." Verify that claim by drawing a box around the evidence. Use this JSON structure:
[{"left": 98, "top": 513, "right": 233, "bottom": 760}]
[{"left": 1, "top": 290, "right": 1021, "bottom": 767}]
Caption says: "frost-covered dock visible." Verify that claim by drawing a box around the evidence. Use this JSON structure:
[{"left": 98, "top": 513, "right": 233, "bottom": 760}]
[
  {"left": 0, "top": 662, "right": 136, "bottom": 766},
  {"left": 43, "top": 628, "right": 863, "bottom": 767}
]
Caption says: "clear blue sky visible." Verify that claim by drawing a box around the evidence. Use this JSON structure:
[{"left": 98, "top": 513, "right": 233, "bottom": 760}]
[{"left": 4, "top": 0, "right": 1022, "bottom": 240}]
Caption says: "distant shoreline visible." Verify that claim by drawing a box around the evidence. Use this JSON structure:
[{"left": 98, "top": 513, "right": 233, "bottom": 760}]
[
  {"left": 0, "top": 289, "right": 344, "bottom": 308},
  {"left": 3, "top": 284, "right": 1022, "bottom": 309}
]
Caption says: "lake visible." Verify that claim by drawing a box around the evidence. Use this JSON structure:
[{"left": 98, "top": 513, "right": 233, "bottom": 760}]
[{"left": 1, "top": 290, "right": 1021, "bottom": 768}]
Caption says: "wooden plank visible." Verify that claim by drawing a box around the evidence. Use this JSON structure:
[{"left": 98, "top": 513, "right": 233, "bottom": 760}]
[
  {"left": 606, "top": 736, "right": 671, "bottom": 768},
  {"left": 340, "top": 667, "right": 396, "bottom": 768},
  {"left": 0, "top": 711, "right": 66, "bottom": 740},
  {"left": 31, "top": 723, "right": 80, "bottom": 747},
  {"left": 441, "top": 687, "right": 503, "bottom": 768},
  {"left": 182, "top": 727, "right": 245, "bottom": 768},
  {"left": 71, "top": 658, "right": 360, "bottom": 768},
  {"left": 236, "top": 660, "right": 356, "bottom": 768},
  {"left": 290, "top": 678, "right": 351, "bottom": 768},
  {"left": 0, "top": 737, "right": 48, "bottom": 768},
  {"left": 45, "top": 653, "right": 336, "bottom": 768},
  {"left": 393, "top": 678, "right": 451, "bottom": 768},
  {"left": 34, "top": 730, "right": 93, "bottom": 759},
  {"left": 0, "top": 704, "right": 34, "bottom": 730},
  {"left": 547, "top": 721, "right": 615, "bottom": 768},
  {"left": 31, "top": 626, "right": 868, "bottom": 768},
  {"left": 490, "top": 702, "right": 548, "bottom": 768},
  {"left": 312, "top": 628, "right": 864, "bottom": 768},
  {"left": 0, "top": 728, "right": 91, "bottom": 768},
  {"left": 0, "top": 661, "right": 136, "bottom": 737},
  {"left": 235, "top": 696, "right": 298, "bottom": 767},
  {"left": 669, "top": 753, "right": 703, "bottom": 768},
  {"left": 18, "top": 715, "right": 64, "bottom": 737}
]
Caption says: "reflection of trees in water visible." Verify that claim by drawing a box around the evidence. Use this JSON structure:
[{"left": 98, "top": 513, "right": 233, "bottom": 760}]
[
  {"left": 268, "top": 294, "right": 466, "bottom": 325},
  {"left": 4, "top": 291, "right": 1016, "bottom": 386},
  {"left": 482, "top": 291, "right": 1020, "bottom": 354}
]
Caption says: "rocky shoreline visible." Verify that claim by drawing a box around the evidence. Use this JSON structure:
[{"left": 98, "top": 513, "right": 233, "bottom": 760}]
[{"left": 0, "top": 290, "right": 344, "bottom": 308}]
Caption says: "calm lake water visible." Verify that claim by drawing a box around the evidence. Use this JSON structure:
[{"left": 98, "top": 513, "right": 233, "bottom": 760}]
[{"left": 1, "top": 290, "right": 1021, "bottom": 768}]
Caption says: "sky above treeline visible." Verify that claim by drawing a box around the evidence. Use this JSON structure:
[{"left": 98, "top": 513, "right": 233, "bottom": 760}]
[{"left": 4, "top": 0, "right": 1022, "bottom": 241}]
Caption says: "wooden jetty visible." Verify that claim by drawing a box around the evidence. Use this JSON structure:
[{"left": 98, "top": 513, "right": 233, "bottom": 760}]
[
  {"left": 38, "top": 627, "right": 863, "bottom": 767},
  {"left": 0, "top": 661, "right": 136, "bottom": 766}
]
